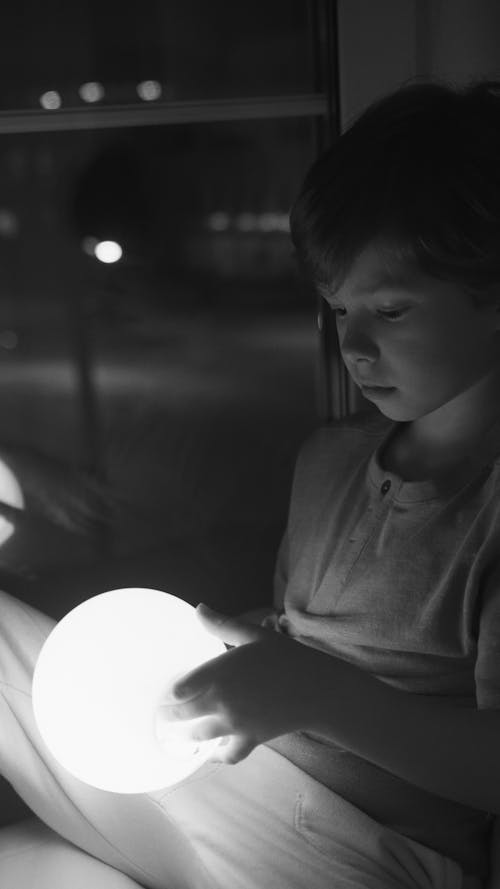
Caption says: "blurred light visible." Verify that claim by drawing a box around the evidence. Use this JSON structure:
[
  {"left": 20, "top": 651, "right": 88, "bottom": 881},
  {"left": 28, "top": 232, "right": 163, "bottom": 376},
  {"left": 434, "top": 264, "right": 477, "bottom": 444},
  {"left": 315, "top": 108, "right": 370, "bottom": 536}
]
[
  {"left": 234, "top": 212, "right": 291, "bottom": 233},
  {"left": 0, "top": 330, "right": 18, "bottom": 350},
  {"left": 0, "top": 457, "right": 23, "bottom": 548},
  {"left": 94, "top": 240, "right": 123, "bottom": 264},
  {"left": 78, "top": 82, "right": 105, "bottom": 103},
  {"left": 81, "top": 236, "right": 98, "bottom": 256},
  {"left": 260, "top": 212, "right": 290, "bottom": 232},
  {"left": 276, "top": 213, "right": 291, "bottom": 233},
  {"left": 208, "top": 211, "right": 230, "bottom": 232},
  {"left": 207, "top": 211, "right": 291, "bottom": 234},
  {"left": 235, "top": 212, "right": 258, "bottom": 232},
  {"left": 256, "top": 213, "right": 277, "bottom": 232},
  {"left": 255, "top": 212, "right": 290, "bottom": 232},
  {"left": 39, "top": 91, "right": 62, "bottom": 110},
  {"left": 32, "top": 588, "right": 226, "bottom": 793},
  {"left": 0, "top": 209, "right": 19, "bottom": 238},
  {"left": 136, "top": 80, "right": 162, "bottom": 101}
]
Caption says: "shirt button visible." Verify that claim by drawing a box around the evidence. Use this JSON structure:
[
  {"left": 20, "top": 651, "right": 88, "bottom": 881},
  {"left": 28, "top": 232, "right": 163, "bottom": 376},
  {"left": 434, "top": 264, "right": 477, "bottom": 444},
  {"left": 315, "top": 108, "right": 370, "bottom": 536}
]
[{"left": 381, "top": 479, "right": 391, "bottom": 495}]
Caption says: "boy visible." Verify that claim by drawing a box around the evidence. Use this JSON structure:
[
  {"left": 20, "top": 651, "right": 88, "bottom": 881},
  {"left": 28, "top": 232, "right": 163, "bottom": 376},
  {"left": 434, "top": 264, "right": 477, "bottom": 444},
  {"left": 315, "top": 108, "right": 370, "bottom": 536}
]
[
  {"left": 1, "top": 80, "right": 499, "bottom": 888},
  {"left": 163, "top": 79, "right": 500, "bottom": 887}
]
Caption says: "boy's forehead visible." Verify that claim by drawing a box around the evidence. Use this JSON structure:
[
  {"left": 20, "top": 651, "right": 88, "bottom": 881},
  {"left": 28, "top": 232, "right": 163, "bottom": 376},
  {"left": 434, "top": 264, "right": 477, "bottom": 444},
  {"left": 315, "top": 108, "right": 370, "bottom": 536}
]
[{"left": 327, "top": 243, "right": 422, "bottom": 299}]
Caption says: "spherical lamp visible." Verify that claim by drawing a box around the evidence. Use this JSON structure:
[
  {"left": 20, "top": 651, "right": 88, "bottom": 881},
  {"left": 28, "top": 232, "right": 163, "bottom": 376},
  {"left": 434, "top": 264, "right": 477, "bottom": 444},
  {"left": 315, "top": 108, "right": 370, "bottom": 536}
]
[{"left": 32, "top": 588, "right": 225, "bottom": 793}]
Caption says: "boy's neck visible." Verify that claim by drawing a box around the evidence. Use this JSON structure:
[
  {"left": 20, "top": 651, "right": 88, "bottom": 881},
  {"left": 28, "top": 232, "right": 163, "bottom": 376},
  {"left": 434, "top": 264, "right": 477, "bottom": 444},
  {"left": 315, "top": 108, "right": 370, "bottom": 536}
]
[
  {"left": 383, "top": 364, "right": 500, "bottom": 480},
  {"left": 415, "top": 369, "right": 500, "bottom": 448}
]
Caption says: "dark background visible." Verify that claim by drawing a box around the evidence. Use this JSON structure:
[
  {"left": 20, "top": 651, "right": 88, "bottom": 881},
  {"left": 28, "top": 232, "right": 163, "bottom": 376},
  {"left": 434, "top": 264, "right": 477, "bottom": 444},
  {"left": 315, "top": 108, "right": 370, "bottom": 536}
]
[{"left": 0, "top": 1, "right": 328, "bottom": 619}]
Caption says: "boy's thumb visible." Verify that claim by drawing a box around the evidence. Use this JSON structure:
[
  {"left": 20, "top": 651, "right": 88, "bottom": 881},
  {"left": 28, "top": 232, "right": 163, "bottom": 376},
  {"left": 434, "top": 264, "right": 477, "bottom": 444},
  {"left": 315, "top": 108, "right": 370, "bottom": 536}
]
[{"left": 196, "top": 603, "right": 263, "bottom": 647}]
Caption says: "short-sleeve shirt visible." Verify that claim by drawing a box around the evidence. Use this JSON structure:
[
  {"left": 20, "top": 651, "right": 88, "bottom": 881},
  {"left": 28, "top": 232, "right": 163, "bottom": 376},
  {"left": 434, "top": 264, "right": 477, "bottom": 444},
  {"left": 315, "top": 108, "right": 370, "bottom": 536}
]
[{"left": 267, "top": 409, "right": 500, "bottom": 878}]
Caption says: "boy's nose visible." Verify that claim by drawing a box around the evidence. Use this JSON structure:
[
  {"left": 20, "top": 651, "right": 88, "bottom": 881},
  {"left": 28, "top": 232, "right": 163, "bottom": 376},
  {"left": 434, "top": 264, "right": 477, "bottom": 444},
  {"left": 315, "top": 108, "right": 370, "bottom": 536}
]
[{"left": 339, "top": 323, "right": 379, "bottom": 364}]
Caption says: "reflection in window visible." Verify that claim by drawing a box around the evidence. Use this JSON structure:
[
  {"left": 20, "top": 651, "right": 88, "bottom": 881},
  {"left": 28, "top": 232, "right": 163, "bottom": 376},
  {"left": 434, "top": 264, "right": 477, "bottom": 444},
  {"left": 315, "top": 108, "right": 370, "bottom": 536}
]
[
  {"left": 0, "top": 114, "right": 321, "bottom": 613},
  {"left": 0, "top": 1, "right": 316, "bottom": 111}
]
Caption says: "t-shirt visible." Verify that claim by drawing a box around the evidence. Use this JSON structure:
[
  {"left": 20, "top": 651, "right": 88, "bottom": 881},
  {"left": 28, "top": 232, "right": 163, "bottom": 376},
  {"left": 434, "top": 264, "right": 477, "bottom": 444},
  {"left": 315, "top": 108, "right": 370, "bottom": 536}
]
[{"left": 267, "top": 409, "right": 500, "bottom": 879}]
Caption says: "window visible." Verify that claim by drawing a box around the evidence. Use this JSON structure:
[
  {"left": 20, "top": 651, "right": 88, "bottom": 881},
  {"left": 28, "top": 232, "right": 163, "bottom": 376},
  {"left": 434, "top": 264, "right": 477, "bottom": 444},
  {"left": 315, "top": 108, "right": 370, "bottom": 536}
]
[{"left": 0, "top": 1, "right": 338, "bottom": 616}]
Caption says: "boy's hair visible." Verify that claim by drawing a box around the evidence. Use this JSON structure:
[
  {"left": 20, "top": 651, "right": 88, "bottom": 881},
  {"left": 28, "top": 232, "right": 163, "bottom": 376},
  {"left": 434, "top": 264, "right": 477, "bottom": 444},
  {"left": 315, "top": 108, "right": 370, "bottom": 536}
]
[{"left": 290, "top": 80, "right": 500, "bottom": 301}]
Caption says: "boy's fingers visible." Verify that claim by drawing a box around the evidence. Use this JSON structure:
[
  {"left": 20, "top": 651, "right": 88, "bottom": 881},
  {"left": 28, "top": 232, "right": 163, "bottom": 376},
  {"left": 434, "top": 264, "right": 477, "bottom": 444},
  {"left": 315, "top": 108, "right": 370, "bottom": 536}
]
[
  {"left": 156, "top": 713, "right": 225, "bottom": 743},
  {"left": 196, "top": 603, "right": 265, "bottom": 647},
  {"left": 157, "top": 695, "right": 210, "bottom": 721},
  {"left": 209, "top": 734, "right": 255, "bottom": 765},
  {"left": 161, "top": 663, "right": 209, "bottom": 705}
]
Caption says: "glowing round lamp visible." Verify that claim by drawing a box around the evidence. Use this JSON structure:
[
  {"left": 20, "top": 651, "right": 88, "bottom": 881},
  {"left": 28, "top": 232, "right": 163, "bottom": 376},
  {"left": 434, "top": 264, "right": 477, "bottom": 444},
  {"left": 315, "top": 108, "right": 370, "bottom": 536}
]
[{"left": 32, "top": 588, "right": 226, "bottom": 793}]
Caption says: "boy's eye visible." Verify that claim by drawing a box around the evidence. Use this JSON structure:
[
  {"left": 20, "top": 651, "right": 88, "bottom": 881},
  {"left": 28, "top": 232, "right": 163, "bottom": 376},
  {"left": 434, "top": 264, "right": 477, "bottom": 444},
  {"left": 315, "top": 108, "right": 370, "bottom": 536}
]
[
  {"left": 377, "top": 307, "right": 408, "bottom": 321},
  {"left": 328, "top": 306, "right": 408, "bottom": 321}
]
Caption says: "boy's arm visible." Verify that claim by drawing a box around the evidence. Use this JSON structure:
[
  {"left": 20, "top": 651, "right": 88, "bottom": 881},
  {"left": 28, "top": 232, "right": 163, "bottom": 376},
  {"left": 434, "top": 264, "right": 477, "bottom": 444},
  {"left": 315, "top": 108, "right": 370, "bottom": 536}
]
[
  {"left": 305, "top": 646, "right": 500, "bottom": 815},
  {"left": 164, "top": 608, "right": 500, "bottom": 815}
]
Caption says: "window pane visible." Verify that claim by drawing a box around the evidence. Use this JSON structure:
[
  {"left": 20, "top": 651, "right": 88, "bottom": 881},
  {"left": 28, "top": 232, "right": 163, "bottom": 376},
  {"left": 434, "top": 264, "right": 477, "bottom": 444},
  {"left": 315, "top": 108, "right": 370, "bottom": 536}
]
[
  {"left": 0, "top": 1, "right": 317, "bottom": 111},
  {"left": 0, "top": 117, "right": 319, "bottom": 614}
]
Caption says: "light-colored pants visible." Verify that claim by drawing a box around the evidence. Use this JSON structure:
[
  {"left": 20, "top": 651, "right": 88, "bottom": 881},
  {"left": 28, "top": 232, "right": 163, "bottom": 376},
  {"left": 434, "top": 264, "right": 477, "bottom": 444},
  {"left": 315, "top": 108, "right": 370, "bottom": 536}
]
[{"left": 0, "top": 589, "right": 476, "bottom": 889}]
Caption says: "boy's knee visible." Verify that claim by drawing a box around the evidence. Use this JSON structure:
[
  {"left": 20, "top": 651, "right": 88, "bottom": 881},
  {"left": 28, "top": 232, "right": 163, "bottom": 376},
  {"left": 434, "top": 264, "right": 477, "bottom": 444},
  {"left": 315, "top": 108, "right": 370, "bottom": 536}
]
[
  {"left": 0, "top": 817, "right": 145, "bottom": 888},
  {"left": 0, "top": 591, "right": 55, "bottom": 689}
]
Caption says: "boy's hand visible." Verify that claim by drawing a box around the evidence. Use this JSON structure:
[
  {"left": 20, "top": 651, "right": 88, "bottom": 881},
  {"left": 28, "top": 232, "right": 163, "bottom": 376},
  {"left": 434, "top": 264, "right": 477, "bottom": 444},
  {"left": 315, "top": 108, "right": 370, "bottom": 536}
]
[{"left": 157, "top": 603, "right": 320, "bottom": 764}]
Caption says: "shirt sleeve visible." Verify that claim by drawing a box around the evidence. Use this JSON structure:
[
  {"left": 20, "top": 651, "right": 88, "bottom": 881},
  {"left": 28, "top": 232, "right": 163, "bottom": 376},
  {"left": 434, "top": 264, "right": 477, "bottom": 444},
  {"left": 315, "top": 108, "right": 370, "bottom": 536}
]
[
  {"left": 273, "top": 530, "right": 288, "bottom": 612},
  {"left": 475, "top": 564, "right": 500, "bottom": 709}
]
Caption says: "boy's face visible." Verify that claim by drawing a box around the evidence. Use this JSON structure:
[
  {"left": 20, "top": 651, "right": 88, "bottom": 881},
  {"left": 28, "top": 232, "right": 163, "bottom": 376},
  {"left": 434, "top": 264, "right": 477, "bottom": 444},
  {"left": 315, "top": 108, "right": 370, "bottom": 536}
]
[{"left": 322, "top": 242, "right": 500, "bottom": 423}]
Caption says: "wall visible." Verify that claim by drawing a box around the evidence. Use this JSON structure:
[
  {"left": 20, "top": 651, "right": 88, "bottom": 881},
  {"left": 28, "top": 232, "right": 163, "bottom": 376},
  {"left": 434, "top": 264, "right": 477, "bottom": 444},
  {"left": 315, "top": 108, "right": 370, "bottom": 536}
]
[
  {"left": 336, "top": 0, "right": 500, "bottom": 126},
  {"left": 334, "top": 0, "right": 500, "bottom": 415}
]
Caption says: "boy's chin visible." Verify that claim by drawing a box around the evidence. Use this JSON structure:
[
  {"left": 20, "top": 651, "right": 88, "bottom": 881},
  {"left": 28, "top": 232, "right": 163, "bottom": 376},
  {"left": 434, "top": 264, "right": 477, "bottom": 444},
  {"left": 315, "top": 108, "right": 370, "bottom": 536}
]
[
  {"left": 360, "top": 388, "right": 424, "bottom": 422},
  {"left": 368, "top": 401, "right": 417, "bottom": 423}
]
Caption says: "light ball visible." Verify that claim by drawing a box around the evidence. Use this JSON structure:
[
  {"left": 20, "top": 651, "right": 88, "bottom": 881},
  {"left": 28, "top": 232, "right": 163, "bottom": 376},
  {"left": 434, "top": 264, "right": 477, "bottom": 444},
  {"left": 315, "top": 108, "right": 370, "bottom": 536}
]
[
  {"left": 32, "top": 588, "right": 226, "bottom": 793},
  {"left": 136, "top": 80, "right": 162, "bottom": 101},
  {"left": 78, "top": 81, "right": 105, "bottom": 103},
  {"left": 94, "top": 240, "right": 123, "bottom": 263},
  {"left": 39, "top": 90, "right": 62, "bottom": 110}
]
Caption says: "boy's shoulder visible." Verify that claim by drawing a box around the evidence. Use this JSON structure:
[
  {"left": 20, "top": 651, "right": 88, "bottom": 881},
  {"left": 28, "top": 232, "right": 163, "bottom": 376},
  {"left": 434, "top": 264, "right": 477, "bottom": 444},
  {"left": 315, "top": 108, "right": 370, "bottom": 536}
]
[
  {"left": 296, "top": 409, "right": 392, "bottom": 474},
  {"left": 301, "top": 409, "right": 391, "bottom": 454},
  {"left": 327, "top": 409, "right": 391, "bottom": 437}
]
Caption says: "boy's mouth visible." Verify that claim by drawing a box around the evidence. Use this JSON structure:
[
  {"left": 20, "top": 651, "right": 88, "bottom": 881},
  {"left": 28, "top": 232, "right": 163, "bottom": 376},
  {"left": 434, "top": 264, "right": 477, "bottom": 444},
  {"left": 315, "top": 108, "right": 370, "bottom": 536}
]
[{"left": 360, "top": 384, "right": 396, "bottom": 396}]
